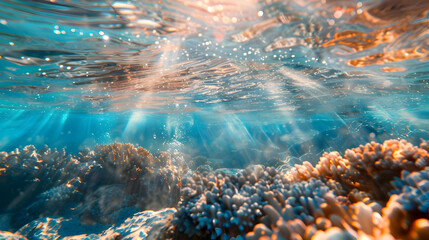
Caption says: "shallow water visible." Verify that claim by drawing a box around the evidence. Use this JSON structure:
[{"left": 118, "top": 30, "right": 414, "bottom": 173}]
[
  {"left": 1, "top": 0, "right": 428, "bottom": 165},
  {"left": 0, "top": 0, "right": 428, "bottom": 238}
]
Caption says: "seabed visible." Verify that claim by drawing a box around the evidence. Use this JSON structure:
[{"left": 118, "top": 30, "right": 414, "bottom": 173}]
[{"left": 1, "top": 139, "right": 429, "bottom": 239}]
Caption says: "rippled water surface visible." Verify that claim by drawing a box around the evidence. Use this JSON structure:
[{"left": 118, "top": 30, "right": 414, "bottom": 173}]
[{"left": 0, "top": 0, "right": 428, "bottom": 163}]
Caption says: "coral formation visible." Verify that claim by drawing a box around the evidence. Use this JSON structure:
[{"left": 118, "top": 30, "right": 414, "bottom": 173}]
[
  {"left": 288, "top": 139, "right": 429, "bottom": 200},
  {"left": 1, "top": 139, "right": 429, "bottom": 240},
  {"left": 0, "top": 143, "right": 182, "bottom": 229},
  {"left": 167, "top": 166, "right": 332, "bottom": 239},
  {"left": 164, "top": 139, "right": 429, "bottom": 240}
]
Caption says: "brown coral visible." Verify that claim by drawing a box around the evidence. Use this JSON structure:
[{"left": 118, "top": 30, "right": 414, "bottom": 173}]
[{"left": 286, "top": 139, "right": 429, "bottom": 201}]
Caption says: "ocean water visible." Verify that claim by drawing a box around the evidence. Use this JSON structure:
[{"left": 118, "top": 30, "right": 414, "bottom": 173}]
[{"left": 0, "top": 0, "right": 428, "bottom": 239}]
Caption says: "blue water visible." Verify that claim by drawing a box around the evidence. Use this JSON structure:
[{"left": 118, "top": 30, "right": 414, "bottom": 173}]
[
  {"left": 0, "top": 0, "right": 428, "bottom": 164},
  {"left": 0, "top": 0, "right": 428, "bottom": 235},
  {"left": 1, "top": 108, "right": 427, "bottom": 168}
]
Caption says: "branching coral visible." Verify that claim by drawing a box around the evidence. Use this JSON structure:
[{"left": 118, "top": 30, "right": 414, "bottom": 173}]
[
  {"left": 288, "top": 139, "right": 429, "bottom": 200},
  {"left": 165, "top": 165, "right": 333, "bottom": 239},
  {"left": 163, "top": 139, "right": 429, "bottom": 240}
]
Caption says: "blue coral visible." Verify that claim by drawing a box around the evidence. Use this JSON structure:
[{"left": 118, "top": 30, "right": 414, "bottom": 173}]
[
  {"left": 171, "top": 165, "right": 335, "bottom": 239},
  {"left": 390, "top": 167, "right": 429, "bottom": 213}
]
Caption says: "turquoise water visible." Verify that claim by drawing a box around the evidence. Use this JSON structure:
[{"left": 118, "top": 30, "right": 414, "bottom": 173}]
[
  {"left": 0, "top": 0, "right": 427, "bottom": 166},
  {"left": 0, "top": 0, "right": 428, "bottom": 237}
]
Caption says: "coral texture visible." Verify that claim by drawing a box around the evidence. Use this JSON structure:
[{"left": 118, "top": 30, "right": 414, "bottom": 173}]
[
  {"left": 0, "top": 143, "right": 181, "bottom": 229},
  {"left": 165, "top": 139, "right": 429, "bottom": 240},
  {"left": 1, "top": 139, "right": 428, "bottom": 240}
]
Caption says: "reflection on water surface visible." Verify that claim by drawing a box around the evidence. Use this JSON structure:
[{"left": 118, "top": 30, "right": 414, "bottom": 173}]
[{"left": 0, "top": 0, "right": 427, "bottom": 113}]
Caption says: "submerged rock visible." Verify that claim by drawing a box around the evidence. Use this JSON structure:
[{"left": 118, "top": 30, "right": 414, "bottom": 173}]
[{"left": 0, "top": 208, "right": 177, "bottom": 240}]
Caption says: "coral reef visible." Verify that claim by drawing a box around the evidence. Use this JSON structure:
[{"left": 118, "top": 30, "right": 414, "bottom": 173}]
[
  {"left": 288, "top": 139, "right": 429, "bottom": 200},
  {"left": 0, "top": 143, "right": 182, "bottom": 229},
  {"left": 1, "top": 139, "right": 429, "bottom": 240},
  {"left": 166, "top": 166, "right": 333, "bottom": 239},
  {"left": 164, "top": 139, "right": 429, "bottom": 240}
]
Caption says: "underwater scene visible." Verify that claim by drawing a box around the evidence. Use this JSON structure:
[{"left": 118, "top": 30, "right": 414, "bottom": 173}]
[{"left": 0, "top": 0, "right": 428, "bottom": 239}]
